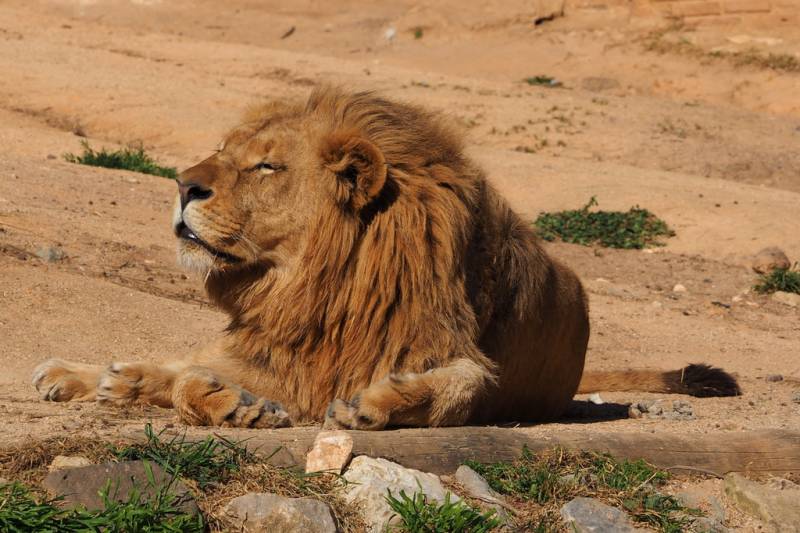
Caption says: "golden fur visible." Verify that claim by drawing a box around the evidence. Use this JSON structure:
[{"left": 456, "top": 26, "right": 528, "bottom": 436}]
[{"left": 32, "top": 88, "right": 739, "bottom": 429}]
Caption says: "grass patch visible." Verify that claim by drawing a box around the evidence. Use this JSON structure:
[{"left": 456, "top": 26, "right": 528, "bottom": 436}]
[
  {"left": 523, "top": 75, "right": 562, "bottom": 87},
  {"left": 465, "top": 447, "right": 699, "bottom": 532},
  {"left": 643, "top": 24, "right": 800, "bottom": 74},
  {"left": 534, "top": 197, "right": 674, "bottom": 249},
  {"left": 753, "top": 265, "right": 800, "bottom": 295},
  {"left": 0, "top": 468, "right": 203, "bottom": 532},
  {"left": 64, "top": 140, "right": 177, "bottom": 179},
  {"left": 111, "top": 423, "right": 251, "bottom": 489},
  {"left": 386, "top": 490, "right": 501, "bottom": 533}
]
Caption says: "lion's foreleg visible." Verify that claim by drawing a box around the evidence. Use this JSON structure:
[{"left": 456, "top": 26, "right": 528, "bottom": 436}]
[
  {"left": 95, "top": 361, "right": 186, "bottom": 407},
  {"left": 324, "top": 358, "right": 494, "bottom": 430}
]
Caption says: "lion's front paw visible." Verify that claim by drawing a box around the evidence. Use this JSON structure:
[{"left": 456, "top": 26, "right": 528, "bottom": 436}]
[
  {"left": 96, "top": 362, "right": 142, "bottom": 406},
  {"left": 323, "top": 396, "right": 388, "bottom": 431},
  {"left": 32, "top": 359, "right": 98, "bottom": 402},
  {"left": 222, "top": 394, "right": 292, "bottom": 429},
  {"left": 173, "top": 369, "right": 292, "bottom": 428}
]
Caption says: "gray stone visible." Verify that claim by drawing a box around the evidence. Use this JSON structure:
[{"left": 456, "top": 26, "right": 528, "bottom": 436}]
[
  {"left": 454, "top": 465, "right": 510, "bottom": 523},
  {"left": 42, "top": 460, "right": 197, "bottom": 515},
  {"left": 628, "top": 399, "right": 694, "bottom": 420},
  {"left": 792, "top": 390, "right": 800, "bottom": 404},
  {"left": 306, "top": 430, "right": 353, "bottom": 474},
  {"left": 750, "top": 247, "right": 790, "bottom": 274},
  {"left": 48, "top": 455, "right": 92, "bottom": 471},
  {"left": 765, "top": 374, "right": 784, "bottom": 382},
  {"left": 560, "top": 497, "right": 645, "bottom": 532},
  {"left": 224, "top": 492, "right": 337, "bottom": 533},
  {"left": 343, "top": 456, "right": 455, "bottom": 533},
  {"left": 692, "top": 516, "right": 729, "bottom": 532},
  {"left": 35, "top": 246, "right": 66, "bottom": 262},
  {"left": 772, "top": 291, "right": 800, "bottom": 308},
  {"left": 724, "top": 473, "right": 800, "bottom": 531}
]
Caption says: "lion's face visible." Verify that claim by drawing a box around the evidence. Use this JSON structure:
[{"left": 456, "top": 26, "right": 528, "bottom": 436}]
[
  {"left": 173, "top": 105, "right": 387, "bottom": 275},
  {"left": 174, "top": 118, "right": 317, "bottom": 273}
]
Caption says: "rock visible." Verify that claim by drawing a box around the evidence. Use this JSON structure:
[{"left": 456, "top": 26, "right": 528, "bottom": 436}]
[
  {"left": 581, "top": 76, "right": 620, "bottom": 92},
  {"left": 306, "top": 431, "right": 353, "bottom": 474},
  {"left": 343, "top": 456, "right": 455, "bottom": 532},
  {"left": 675, "top": 481, "right": 726, "bottom": 523},
  {"left": 673, "top": 283, "right": 687, "bottom": 293},
  {"left": 454, "top": 465, "right": 510, "bottom": 523},
  {"left": 383, "top": 27, "right": 396, "bottom": 41},
  {"left": 772, "top": 291, "right": 800, "bottom": 308},
  {"left": 750, "top": 247, "right": 790, "bottom": 274},
  {"left": 792, "top": 390, "right": 800, "bottom": 404},
  {"left": 42, "top": 460, "right": 197, "bottom": 515},
  {"left": 224, "top": 493, "right": 337, "bottom": 533},
  {"left": 35, "top": 246, "right": 66, "bottom": 262},
  {"left": 560, "top": 497, "right": 645, "bottom": 532},
  {"left": 587, "top": 393, "right": 605, "bottom": 405},
  {"left": 692, "top": 516, "right": 729, "bottom": 532},
  {"left": 765, "top": 374, "right": 784, "bottom": 382},
  {"left": 724, "top": 473, "right": 800, "bottom": 530},
  {"left": 48, "top": 455, "right": 92, "bottom": 471},
  {"left": 628, "top": 399, "right": 693, "bottom": 420}
]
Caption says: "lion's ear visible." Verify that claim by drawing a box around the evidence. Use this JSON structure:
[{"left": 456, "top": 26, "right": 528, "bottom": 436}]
[{"left": 322, "top": 130, "right": 387, "bottom": 210}]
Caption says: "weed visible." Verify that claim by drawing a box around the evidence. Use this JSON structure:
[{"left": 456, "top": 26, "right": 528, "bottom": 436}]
[
  {"left": 386, "top": 489, "right": 501, "bottom": 532},
  {"left": 64, "top": 140, "right": 178, "bottom": 179},
  {"left": 465, "top": 447, "right": 698, "bottom": 532},
  {"left": 0, "top": 467, "right": 203, "bottom": 532},
  {"left": 523, "top": 76, "right": 562, "bottom": 88},
  {"left": 111, "top": 423, "right": 252, "bottom": 488},
  {"left": 534, "top": 197, "right": 674, "bottom": 249},
  {"left": 413, "top": 27, "right": 424, "bottom": 39},
  {"left": 753, "top": 265, "right": 800, "bottom": 295}
]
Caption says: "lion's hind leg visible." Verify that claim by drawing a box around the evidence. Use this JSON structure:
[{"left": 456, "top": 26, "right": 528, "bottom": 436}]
[
  {"left": 171, "top": 366, "right": 291, "bottom": 429},
  {"left": 32, "top": 359, "right": 102, "bottom": 402},
  {"left": 324, "top": 358, "right": 494, "bottom": 430}
]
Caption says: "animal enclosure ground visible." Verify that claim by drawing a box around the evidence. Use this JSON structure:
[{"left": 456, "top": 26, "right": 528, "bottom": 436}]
[{"left": 0, "top": 0, "right": 799, "bottom": 530}]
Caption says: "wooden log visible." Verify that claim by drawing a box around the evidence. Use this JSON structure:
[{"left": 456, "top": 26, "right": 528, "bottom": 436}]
[{"left": 150, "top": 426, "right": 800, "bottom": 476}]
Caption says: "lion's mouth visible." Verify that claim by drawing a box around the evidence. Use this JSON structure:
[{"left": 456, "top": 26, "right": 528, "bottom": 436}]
[{"left": 175, "top": 221, "right": 242, "bottom": 264}]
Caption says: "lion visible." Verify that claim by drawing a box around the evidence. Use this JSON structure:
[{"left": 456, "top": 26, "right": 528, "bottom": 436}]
[{"left": 32, "top": 87, "right": 740, "bottom": 430}]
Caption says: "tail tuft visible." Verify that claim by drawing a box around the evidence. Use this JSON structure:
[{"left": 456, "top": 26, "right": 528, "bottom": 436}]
[{"left": 670, "top": 364, "right": 741, "bottom": 397}]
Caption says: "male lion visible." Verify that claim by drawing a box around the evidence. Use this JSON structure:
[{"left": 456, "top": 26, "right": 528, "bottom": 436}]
[{"left": 32, "top": 88, "right": 740, "bottom": 430}]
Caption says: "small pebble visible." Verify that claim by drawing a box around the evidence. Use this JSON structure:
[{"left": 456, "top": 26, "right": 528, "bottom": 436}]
[
  {"left": 765, "top": 374, "right": 784, "bottom": 382},
  {"left": 673, "top": 284, "right": 687, "bottom": 293}
]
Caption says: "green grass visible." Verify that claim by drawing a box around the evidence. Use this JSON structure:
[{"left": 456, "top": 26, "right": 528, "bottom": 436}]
[
  {"left": 753, "top": 265, "right": 800, "bottom": 295},
  {"left": 534, "top": 197, "right": 675, "bottom": 249},
  {"left": 110, "top": 423, "right": 252, "bottom": 489},
  {"left": 0, "top": 465, "right": 203, "bottom": 532},
  {"left": 64, "top": 140, "right": 178, "bottom": 179},
  {"left": 386, "top": 490, "right": 501, "bottom": 533},
  {"left": 523, "top": 75, "right": 562, "bottom": 87},
  {"left": 465, "top": 447, "right": 699, "bottom": 533}
]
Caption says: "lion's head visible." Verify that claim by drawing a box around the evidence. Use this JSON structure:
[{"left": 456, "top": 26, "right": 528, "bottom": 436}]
[{"left": 174, "top": 88, "right": 465, "bottom": 280}]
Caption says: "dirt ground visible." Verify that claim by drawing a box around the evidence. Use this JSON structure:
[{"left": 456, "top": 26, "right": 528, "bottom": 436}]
[{"left": 0, "top": 0, "right": 799, "bottom": 528}]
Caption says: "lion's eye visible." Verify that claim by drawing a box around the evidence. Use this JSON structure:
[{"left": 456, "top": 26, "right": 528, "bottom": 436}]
[{"left": 252, "top": 162, "right": 283, "bottom": 174}]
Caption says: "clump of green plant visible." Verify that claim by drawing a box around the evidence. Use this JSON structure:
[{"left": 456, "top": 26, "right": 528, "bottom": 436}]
[
  {"left": 534, "top": 197, "right": 674, "bottom": 249},
  {"left": 0, "top": 470, "right": 203, "bottom": 532},
  {"left": 753, "top": 265, "right": 800, "bottom": 295},
  {"left": 523, "top": 75, "right": 562, "bottom": 87},
  {"left": 465, "top": 447, "right": 698, "bottom": 532},
  {"left": 64, "top": 140, "right": 177, "bottom": 179},
  {"left": 413, "top": 26, "right": 424, "bottom": 39},
  {"left": 386, "top": 489, "right": 501, "bottom": 532},
  {"left": 111, "top": 423, "right": 252, "bottom": 488}
]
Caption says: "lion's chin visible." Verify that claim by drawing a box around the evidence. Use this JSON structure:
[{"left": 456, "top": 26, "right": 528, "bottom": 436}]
[{"left": 177, "top": 240, "right": 240, "bottom": 274}]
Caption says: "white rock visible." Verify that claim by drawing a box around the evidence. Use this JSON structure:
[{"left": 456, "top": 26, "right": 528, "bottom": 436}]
[
  {"left": 561, "top": 497, "right": 646, "bottom": 532},
  {"left": 673, "top": 283, "right": 687, "bottom": 293},
  {"left": 48, "top": 455, "right": 92, "bottom": 471},
  {"left": 343, "top": 456, "right": 455, "bottom": 532},
  {"left": 772, "top": 291, "right": 800, "bottom": 308},
  {"left": 383, "top": 27, "right": 396, "bottom": 41},
  {"left": 306, "top": 430, "right": 353, "bottom": 474},
  {"left": 587, "top": 393, "right": 605, "bottom": 405}
]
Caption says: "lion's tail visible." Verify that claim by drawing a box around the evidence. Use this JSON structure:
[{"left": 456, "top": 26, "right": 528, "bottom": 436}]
[{"left": 577, "top": 363, "right": 741, "bottom": 397}]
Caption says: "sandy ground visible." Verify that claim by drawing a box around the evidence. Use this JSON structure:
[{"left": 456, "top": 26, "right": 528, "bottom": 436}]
[{"left": 0, "top": 1, "right": 799, "bottom": 526}]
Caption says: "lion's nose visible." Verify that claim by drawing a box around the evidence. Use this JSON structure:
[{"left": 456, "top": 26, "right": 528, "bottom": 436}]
[{"left": 178, "top": 182, "right": 213, "bottom": 211}]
